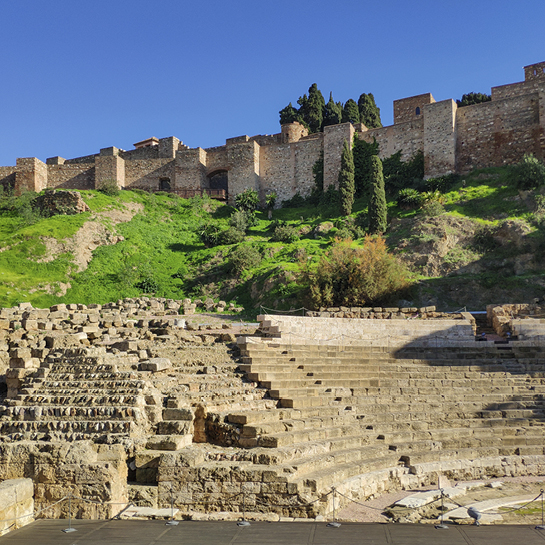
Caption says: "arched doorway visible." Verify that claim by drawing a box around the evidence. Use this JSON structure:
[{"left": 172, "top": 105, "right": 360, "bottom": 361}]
[{"left": 208, "top": 170, "right": 228, "bottom": 196}]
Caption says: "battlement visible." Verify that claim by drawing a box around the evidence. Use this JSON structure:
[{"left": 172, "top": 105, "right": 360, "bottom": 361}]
[{"left": 1, "top": 62, "right": 544, "bottom": 200}]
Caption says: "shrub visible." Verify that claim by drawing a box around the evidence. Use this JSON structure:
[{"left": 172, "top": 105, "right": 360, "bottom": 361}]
[
  {"left": 235, "top": 189, "right": 259, "bottom": 212},
  {"left": 199, "top": 224, "right": 222, "bottom": 247},
  {"left": 510, "top": 154, "right": 545, "bottom": 190},
  {"left": 423, "top": 173, "right": 459, "bottom": 193},
  {"left": 271, "top": 224, "right": 299, "bottom": 243},
  {"left": 229, "top": 245, "right": 262, "bottom": 275},
  {"left": 396, "top": 188, "right": 422, "bottom": 209},
  {"left": 97, "top": 179, "right": 120, "bottom": 196},
  {"left": 229, "top": 209, "right": 255, "bottom": 231},
  {"left": 420, "top": 200, "right": 445, "bottom": 217},
  {"left": 281, "top": 192, "right": 306, "bottom": 208},
  {"left": 299, "top": 237, "right": 410, "bottom": 308},
  {"left": 220, "top": 227, "right": 246, "bottom": 245}
]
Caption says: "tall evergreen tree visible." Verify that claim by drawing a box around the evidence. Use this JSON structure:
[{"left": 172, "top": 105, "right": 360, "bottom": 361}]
[
  {"left": 279, "top": 102, "right": 300, "bottom": 125},
  {"left": 338, "top": 140, "right": 355, "bottom": 216},
  {"left": 342, "top": 99, "right": 360, "bottom": 124},
  {"left": 305, "top": 84, "right": 326, "bottom": 133},
  {"left": 368, "top": 155, "right": 387, "bottom": 234},
  {"left": 358, "top": 93, "right": 382, "bottom": 128},
  {"left": 323, "top": 92, "right": 343, "bottom": 127},
  {"left": 353, "top": 137, "right": 379, "bottom": 196}
]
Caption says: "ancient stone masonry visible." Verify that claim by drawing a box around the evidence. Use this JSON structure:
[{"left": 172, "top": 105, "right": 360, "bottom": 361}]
[
  {"left": 1, "top": 300, "right": 545, "bottom": 529},
  {"left": 1, "top": 62, "right": 544, "bottom": 204}
]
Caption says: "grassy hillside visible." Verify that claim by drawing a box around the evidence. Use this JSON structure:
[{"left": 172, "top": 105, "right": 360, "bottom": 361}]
[{"left": 0, "top": 165, "right": 544, "bottom": 314}]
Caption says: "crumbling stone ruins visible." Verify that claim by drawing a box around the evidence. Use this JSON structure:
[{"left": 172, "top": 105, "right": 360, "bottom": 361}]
[
  {"left": 1, "top": 62, "right": 544, "bottom": 205},
  {"left": 1, "top": 298, "right": 545, "bottom": 533}
]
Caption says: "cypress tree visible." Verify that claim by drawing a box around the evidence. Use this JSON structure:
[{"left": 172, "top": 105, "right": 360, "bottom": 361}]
[
  {"left": 279, "top": 102, "right": 300, "bottom": 125},
  {"left": 342, "top": 99, "right": 360, "bottom": 124},
  {"left": 368, "top": 155, "right": 387, "bottom": 234},
  {"left": 338, "top": 140, "right": 355, "bottom": 216},
  {"left": 306, "top": 84, "right": 326, "bottom": 133},
  {"left": 323, "top": 92, "right": 342, "bottom": 128},
  {"left": 358, "top": 93, "right": 382, "bottom": 128},
  {"left": 353, "top": 137, "right": 379, "bottom": 196}
]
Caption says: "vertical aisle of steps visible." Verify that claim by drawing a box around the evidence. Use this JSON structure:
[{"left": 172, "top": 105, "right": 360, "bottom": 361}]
[{"left": 229, "top": 338, "right": 545, "bottom": 502}]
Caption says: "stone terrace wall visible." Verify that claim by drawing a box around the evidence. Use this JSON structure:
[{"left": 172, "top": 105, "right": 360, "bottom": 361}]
[
  {"left": 0, "top": 479, "right": 33, "bottom": 535},
  {"left": 488, "top": 302, "right": 545, "bottom": 337},
  {"left": 456, "top": 93, "right": 543, "bottom": 172},
  {"left": 257, "top": 313, "right": 475, "bottom": 347},
  {"left": 0, "top": 442, "right": 127, "bottom": 520}
]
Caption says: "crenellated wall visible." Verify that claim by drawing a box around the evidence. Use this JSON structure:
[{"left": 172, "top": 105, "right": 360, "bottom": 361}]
[{"left": 2, "top": 62, "right": 545, "bottom": 200}]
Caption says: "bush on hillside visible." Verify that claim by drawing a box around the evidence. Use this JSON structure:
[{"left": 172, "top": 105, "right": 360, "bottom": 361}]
[
  {"left": 230, "top": 209, "right": 257, "bottom": 231},
  {"left": 229, "top": 245, "right": 262, "bottom": 276},
  {"left": 235, "top": 189, "right": 259, "bottom": 212},
  {"left": 396, "top": 188, "right": 422, "bottom": 210},
  {"left": 510, "top": 154, "right": 545, "bottom": 190},
  {"left": 220, "top": 227, "right": 246, "bottom": 245},
  {"left": 97, "top": 179, "right": 120, "bottom": 196},
  {"left": 299, "top": 237, "right": 410, "bottom": 308},
  {"left": 270, "top": 223, "right": 299, "bottom": 243}
]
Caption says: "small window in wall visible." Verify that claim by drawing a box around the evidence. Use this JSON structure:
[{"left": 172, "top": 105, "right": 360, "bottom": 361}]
[
  {"left": 415, "top": 107, "right": 421, "bottom": 116},
  {"left": 534, "top": 69, "right": 538, "bottom": 75},
  {"left": 159, "top": 178, "right": 171, "bottom": 191}
]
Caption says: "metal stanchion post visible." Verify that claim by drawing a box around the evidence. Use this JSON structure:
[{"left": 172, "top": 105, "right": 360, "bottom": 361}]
[
  {"left": 434, "top": 489, "right": 448, "bottom": 529},
  {"left": 536, "top": 490, "right": 545, "bottom": 530},
  {"left": 237, "top": 487, "right": 250, "bottom": 527},
  {"left": 166, "top": 484, "right": 179, "bottom": 526},
  {"left": 62, "top": 494, "right": 77, "bottom": 533},
  {"left": 327, "top": 488, "right": 341, "bottom": 528}
]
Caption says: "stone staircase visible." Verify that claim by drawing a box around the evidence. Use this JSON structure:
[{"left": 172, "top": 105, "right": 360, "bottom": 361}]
[
  {"left": 0, "top": 347, "right": 155, "bottom": 443},
  {"left": 227, "top": 337, "right": 545, "bottom": 500}
]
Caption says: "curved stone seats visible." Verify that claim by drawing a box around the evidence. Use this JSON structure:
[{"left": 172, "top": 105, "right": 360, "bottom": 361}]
[{"left": 228, "top": 332, "right": 545, "bottom": 509}]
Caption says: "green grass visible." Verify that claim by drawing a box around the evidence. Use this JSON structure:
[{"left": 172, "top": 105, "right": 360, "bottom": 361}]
[{"left": 0, "top": 165, "right": 542, "bottom": 311}]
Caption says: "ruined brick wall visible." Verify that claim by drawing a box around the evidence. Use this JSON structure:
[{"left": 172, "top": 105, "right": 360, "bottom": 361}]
[
  {"left": 456, "top": 93, "right": 543, "bottom": 172},
  {"left": 46, "top": 163, "right": 95, "bottom": 190},
  {"left": 359, "top": 118, "right": 424, "bottom": 160}
]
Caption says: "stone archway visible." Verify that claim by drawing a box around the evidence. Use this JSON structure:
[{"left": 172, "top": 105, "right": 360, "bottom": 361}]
[{"left": 207, "top": 169, "right": 228, "bottom": 199}]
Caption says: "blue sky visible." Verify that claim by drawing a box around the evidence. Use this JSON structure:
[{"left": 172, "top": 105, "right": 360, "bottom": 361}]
[{"left": 0, "top": 0, "right": 543, "bottom": 166}]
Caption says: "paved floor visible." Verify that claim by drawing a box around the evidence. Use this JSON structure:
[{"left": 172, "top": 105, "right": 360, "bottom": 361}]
[{"left": 3, "top": 520, "right": 545, "bottom": 544}]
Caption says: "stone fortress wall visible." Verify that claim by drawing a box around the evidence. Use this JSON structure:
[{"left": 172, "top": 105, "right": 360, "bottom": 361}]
[{"left": 1, "top": 62, "right": 544, "bottom": 204}]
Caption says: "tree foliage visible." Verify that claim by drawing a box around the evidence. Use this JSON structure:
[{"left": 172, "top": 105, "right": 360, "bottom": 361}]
[
  {"left": 234, "top": 189, "right": 259, "bottom": 212},
  {"left": 299, "top": 237, "right": 410, "bottom": 308},
  {"left": 279, "top": 86, "right": 382, "bottom": 132},
  {"left": 342, "top": 99, "right": 360, "bottom": 124},
  {"left": 323, "top": 92, "right": 343, "bottom": 127},
  {"left": 382, "top": 149, "right": 424, "bottom": 195},
  {"left": 368, "top": 155, "right": 387, "bottom": 234},
  {"left": 338, "top": 141, "right": 355, "bottom": 216},
  {"left": 456, "top": 92, "right": 491, "bottom": 108},
  {"left": 358, "top": 93, "right": 382, "bottom": 128},
  {"left": 353, "top": 137, "right": 379, "bottom": 196}
]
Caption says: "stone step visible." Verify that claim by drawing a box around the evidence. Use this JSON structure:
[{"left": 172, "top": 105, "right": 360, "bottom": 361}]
[
  {"left": 0, "top": 419, "right": 134, "bottom": 435},
  {"left": 255, "top": 424, "right": 360, "bottom": 448},
  {"left": 3, "top": 404, "right": 143, "bottom": 420}
]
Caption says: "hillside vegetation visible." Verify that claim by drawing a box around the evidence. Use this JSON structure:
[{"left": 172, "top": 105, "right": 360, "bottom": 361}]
[{"left": 0, "top": 161, "right": 544, "bottom": 315}]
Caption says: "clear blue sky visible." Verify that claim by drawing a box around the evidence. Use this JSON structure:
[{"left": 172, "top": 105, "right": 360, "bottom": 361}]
[{"left": 1, "top": 0, "right": 543, "bottom": 166}]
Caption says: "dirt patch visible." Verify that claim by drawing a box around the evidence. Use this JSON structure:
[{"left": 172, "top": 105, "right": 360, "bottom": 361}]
[{"left": 37, "top": 202, "right": 143, "bottom": 273}]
